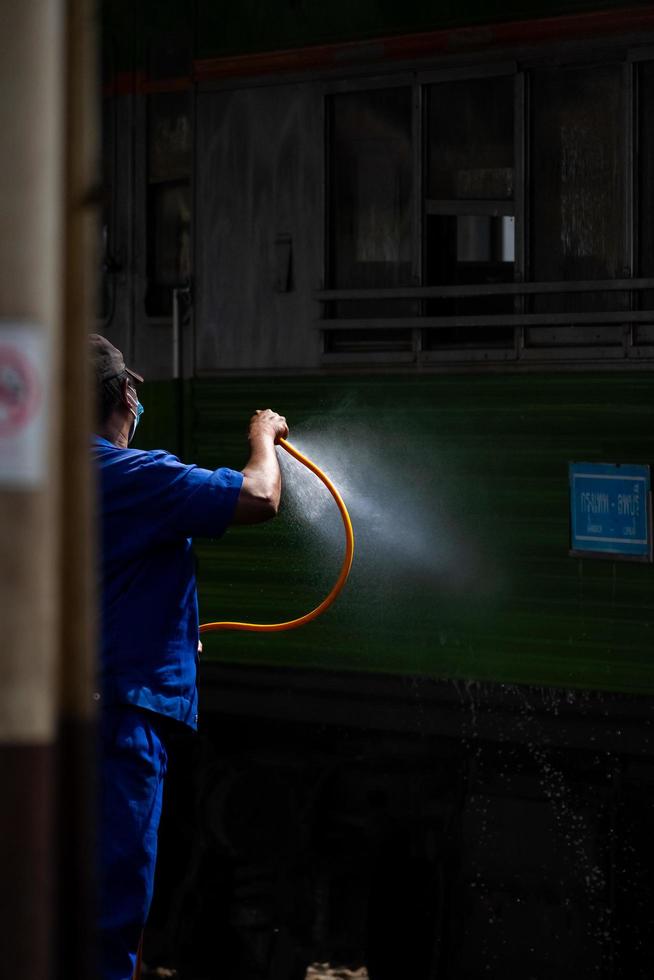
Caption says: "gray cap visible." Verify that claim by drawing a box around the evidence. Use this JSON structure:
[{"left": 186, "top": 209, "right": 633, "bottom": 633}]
[{"left": 89, "top": 334, "right": 143, "bottom": 385}]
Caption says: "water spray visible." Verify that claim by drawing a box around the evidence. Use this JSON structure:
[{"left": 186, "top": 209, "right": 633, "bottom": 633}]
[{"left": 200, "top": 438, "right": 355, "bottom": 634}]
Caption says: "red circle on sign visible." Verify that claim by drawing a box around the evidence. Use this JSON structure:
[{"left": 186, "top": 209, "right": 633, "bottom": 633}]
[{"left": 0, "top": 344, "right": 41, "bottom": 437}]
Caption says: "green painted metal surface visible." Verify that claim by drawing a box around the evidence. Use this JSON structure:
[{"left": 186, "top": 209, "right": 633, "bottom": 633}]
[{"left": 134, "top": 374, "right": 654, "bottom": 694}]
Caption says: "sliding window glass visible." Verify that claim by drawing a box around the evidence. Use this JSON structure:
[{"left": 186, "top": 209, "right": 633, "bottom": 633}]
[
  {"left": 529, "top": 64, "right": 626, "bottom": 344},
  {"left": 424, "top": 74, "right": 515, "bottom": 350},
  {"left": 327, "top": 88, "right": 413, "bottom": 352}
]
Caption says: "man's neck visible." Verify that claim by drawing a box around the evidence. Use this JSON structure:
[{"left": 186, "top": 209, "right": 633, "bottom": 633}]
[{"left": 98, "top": 412, "right": 131, "bottom": 448}]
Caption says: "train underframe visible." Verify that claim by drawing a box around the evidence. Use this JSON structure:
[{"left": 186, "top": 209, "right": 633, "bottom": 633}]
[{"left": 144, "top": 666, "right": 654, "bottom": 979}]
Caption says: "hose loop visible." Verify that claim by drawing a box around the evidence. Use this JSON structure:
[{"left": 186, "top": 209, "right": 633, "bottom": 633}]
[{"left": 200, "top": 437, "right": 354, "bottom": 634}]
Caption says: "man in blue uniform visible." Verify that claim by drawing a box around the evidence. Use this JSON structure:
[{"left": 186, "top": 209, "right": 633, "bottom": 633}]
[{"left": 89, "top": 334, "right": 288, "bottom": 980}]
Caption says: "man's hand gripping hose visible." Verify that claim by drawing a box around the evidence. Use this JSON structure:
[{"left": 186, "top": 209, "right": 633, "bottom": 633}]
[{"left": 200, "top": 438, "right": 355, "bottom": 633}]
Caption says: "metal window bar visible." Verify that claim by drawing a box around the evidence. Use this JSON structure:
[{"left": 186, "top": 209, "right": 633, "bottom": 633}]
[
  {"left": 315, "top": 277, "right": 654, "bottom": 301},
  {"left": 425, "top": 199, "right": 515, "bottom": 216},
  {"left": 318, "top": 311, "right": 654, "bottom": 330}
]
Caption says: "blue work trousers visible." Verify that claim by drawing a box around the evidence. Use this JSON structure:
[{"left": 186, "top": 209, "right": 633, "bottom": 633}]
[{"left": 98, "top": 706, "right": 168, "bottom": 980}]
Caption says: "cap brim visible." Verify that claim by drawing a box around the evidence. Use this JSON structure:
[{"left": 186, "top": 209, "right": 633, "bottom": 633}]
[{"left": 125, "top": 367, "right": 144, "bottom": 384}]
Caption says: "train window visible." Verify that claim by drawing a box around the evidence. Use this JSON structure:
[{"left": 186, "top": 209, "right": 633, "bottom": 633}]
[
  {"left": 530, "top": 65, "right": 627, "bottom": 316},
  {"left": 329, "top": 88, "right": 413, "bottom": 290},
  {"left": 327, "top": 88, "right": 414, "bottom": 353},
  {"left": 323, "top": 59, "right": 654, "bottom": 365},
  {"left": 423, "top": 75, "right": 515, "bottom": 349},
  {"left": 426, "top": 214, "right": 515, "bottom": 293},
  {"left": 427, "top": 75, "right": 514, "bottom": 201},
  {"left": 457, "top": 215, "right": 515, "bottom": 263},
  {"left": 145, "top": 92, "right": 191, "bottom": 317}
]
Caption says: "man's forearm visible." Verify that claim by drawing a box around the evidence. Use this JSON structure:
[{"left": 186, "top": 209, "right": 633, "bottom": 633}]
[
  {"left": 241, "top": 433, "right": 281, "bottom": 513},
  {"left": 232, "top": 409, "right": 288, "bottom": 525}
]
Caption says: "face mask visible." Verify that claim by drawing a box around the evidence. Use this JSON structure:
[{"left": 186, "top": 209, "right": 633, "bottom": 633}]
[{"left": 127, "top": 387, "right": 144, "bottom": 444}]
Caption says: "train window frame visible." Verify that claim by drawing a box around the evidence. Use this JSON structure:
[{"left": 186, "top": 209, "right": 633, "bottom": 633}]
[
  {"left": 422, "top": 68, "right": 521, "bottom": 358},
  {"left": 323, "top": 73, "right": 418, "bottom": 357},
  {"left": 318, "top": 50, "right": 654, "bottom": 368}
]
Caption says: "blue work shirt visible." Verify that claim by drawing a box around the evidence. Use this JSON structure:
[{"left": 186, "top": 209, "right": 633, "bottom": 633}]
[{"left": 92, "top": 436, "right": 243, "bottom": 729}]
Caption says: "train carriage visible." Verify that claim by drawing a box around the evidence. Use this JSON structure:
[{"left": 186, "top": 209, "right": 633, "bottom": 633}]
[{"left": 101, "top": 3, "right": 654, "bottom": 976}]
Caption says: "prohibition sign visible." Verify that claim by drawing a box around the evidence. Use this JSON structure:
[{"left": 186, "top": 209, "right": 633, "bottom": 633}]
[{"left": 0, "top": 343, "right": 41, "bottom": 438}]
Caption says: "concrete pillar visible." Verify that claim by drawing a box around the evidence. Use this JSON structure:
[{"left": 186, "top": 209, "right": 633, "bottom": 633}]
[
  {"left": 0, "top": 2, "right": 65, "bottom": 976},
  {"left": 0, "top": 1, "right": 98, "bottom": 976}
]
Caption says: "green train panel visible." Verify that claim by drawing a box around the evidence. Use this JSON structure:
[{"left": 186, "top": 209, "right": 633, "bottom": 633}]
[{"left": 135, "top": 373, "right": 654, "bottom": 695}]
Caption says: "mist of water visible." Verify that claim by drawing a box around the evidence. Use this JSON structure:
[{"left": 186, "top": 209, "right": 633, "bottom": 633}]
[{"left": 277, "top": 418, "right": 497, "bottom": 601}]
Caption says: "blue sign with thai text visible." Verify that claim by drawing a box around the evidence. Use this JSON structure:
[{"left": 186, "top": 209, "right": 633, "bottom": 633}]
[{"left": 569, "top": 462, "right": 651, "bottom": 560}]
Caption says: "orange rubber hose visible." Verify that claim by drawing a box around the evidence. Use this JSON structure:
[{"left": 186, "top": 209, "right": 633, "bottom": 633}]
[{"left": 200, "top": 437, "right": 354, "bottom": 633}]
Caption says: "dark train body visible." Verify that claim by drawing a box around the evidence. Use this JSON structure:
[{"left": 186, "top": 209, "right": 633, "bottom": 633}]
[{"left": 101, "top": 3, "right": 654, "bottom": 976}]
